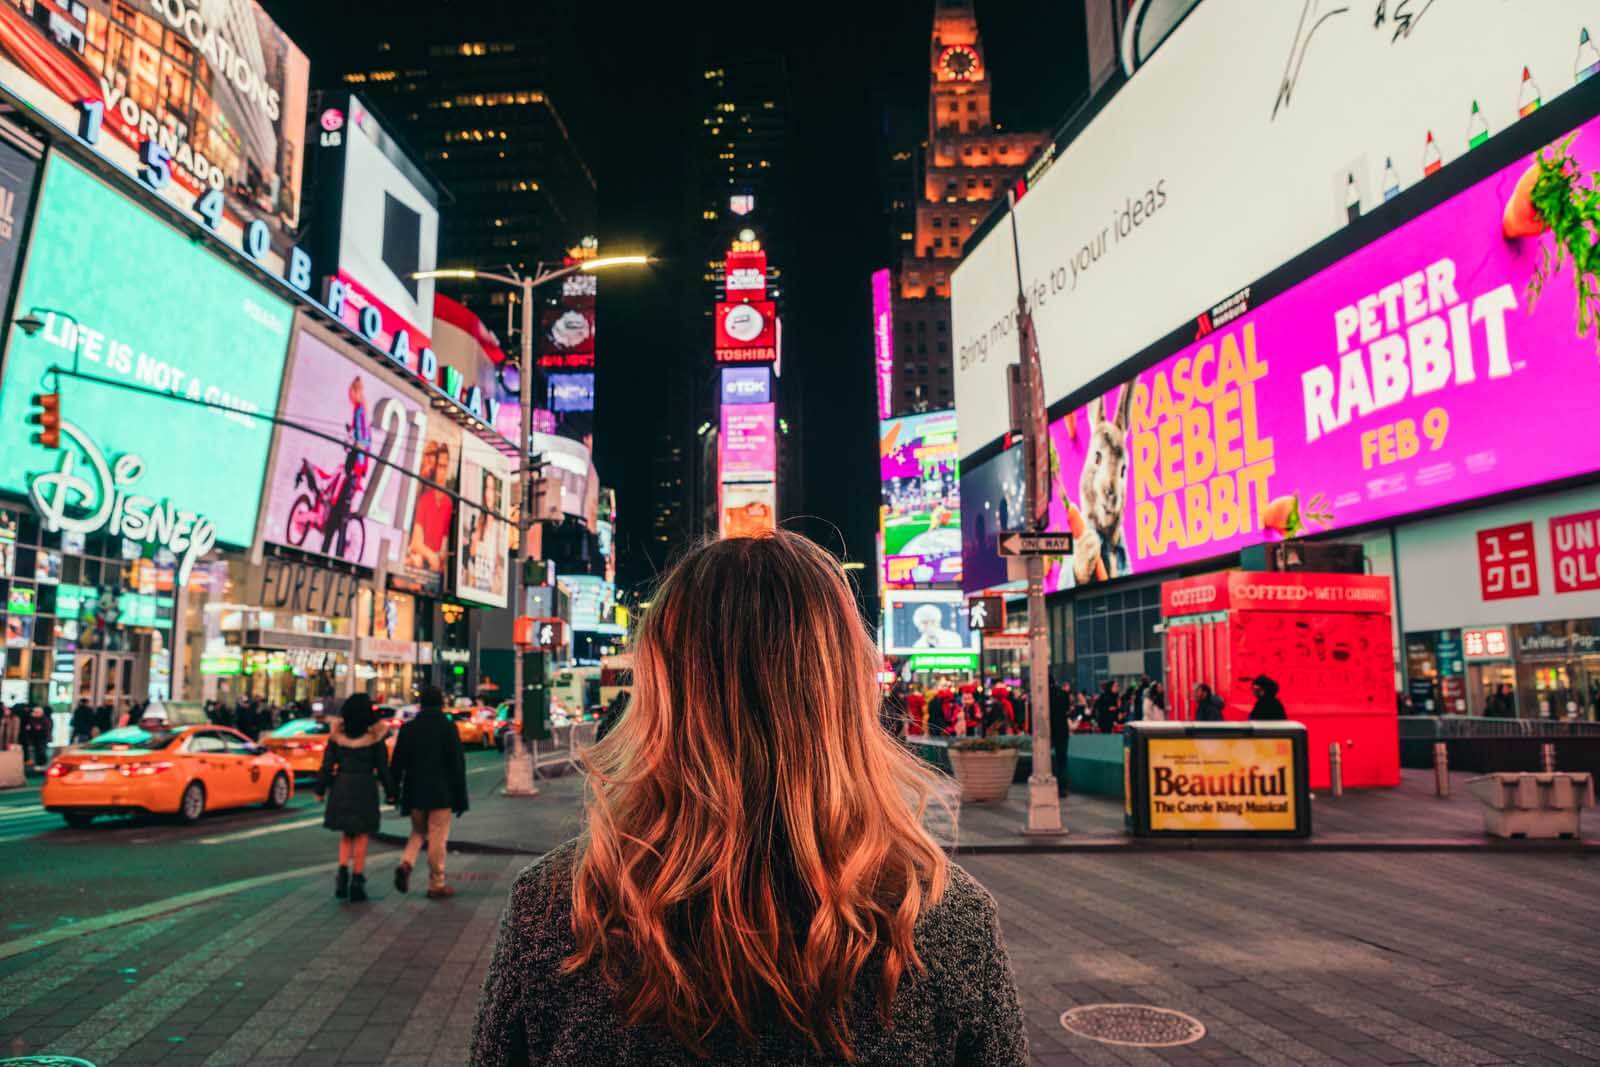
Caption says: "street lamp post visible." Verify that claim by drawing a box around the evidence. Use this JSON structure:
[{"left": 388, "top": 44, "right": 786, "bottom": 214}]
[
  {"left": 415, "top": 255, "right": 650, "bottom": 797},
  {"left": 1005, "top": 192, "right": 1066, "bottom": 837}
]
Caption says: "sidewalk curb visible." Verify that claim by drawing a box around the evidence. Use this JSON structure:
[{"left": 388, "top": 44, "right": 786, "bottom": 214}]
[
  {"left": 374, "top": 830, "right": 546, "bottom": 857},
  {"left": 950, "top": 837, "right": 1600, "bottom": 854},
  {"left": 378, "top": 832, "right": 1600, "bottom": 857}
]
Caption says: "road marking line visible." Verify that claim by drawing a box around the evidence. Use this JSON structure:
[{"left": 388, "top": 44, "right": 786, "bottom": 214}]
[
  {"left": 468, "top": 764, "right": 502, "bottom": 776},
  {"left": 0, "top": 805, "right": 45, "bottom": 820},
  {"left": 0, "top": 828, "right": 50, "bottom": 845},
  {"left": 197, "top": 815, "right": 322, "bottom": 845},
  {"left": 0, "top": 860, "right": 338, "bottom": 962}
]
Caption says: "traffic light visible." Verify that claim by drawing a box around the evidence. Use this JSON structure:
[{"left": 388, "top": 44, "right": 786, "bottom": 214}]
[{"left": 28, "top": 393, "right": 60, "bottom": 449}]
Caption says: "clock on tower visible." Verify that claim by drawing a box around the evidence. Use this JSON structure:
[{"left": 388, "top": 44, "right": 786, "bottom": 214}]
[{"left": 936, "top": 43, "right": 982, "bottom": 82}]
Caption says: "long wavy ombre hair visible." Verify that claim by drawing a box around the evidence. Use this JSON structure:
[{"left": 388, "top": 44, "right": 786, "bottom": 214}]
[{"left": 565, "top": 532, "right": 950, "bottom": 1059}]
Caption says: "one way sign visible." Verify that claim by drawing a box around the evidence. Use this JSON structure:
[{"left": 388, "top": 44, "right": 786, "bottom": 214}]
[{"left": 997, "top": 531, "right": 1073, "bottom": 556}]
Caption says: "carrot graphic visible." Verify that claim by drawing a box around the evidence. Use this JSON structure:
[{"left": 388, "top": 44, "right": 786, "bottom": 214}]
[
  {"left": 1503, "top": 161, "right": 1546, "bottom": 238},
  {"left": 1066, "top": 502, "right": 1108, "bottom": 582},
  {"left": 1261, "top": 494, "right": 1300, "bottom": 535}
]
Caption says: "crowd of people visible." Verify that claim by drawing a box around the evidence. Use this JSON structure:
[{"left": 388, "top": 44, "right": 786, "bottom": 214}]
[
  {"left": 879, "top": 673, "right": 1286, "bottom": 739},
  {"left": 200, "top": 697, "right": 318, "bottom": 739}
]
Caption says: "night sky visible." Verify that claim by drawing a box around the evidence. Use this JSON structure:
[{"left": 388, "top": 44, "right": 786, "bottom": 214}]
[{"left": 264, "top": 1, "right": 1088, "bottom": 598}]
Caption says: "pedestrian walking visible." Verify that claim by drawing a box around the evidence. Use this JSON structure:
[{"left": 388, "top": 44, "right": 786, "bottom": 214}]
[
  {"left": 315, "top": 693, "right": 394, "bottom": 903},
  {"left": 1048, "top": 679, "right": 1073, "bottom": 796},
  {"left": 93, "top": 693, "right": 113, "bottom": 738},
  {"left": 390, "top": 685, "right": 468, "bottom": 899},
  {"left": 1248, "top": 675, "right": 1287, "bottom": 721},
  {"left": 1193, "top": 683, "right": 1225, "bottom": 722},
  {"left": 906, "top": 686, "right": 927, "bottom": 736},
  {"left": 472, "top": 531, "right": 1025, "bottom": 1066},
  {"left": 1142, "top": 682, "right": 1167, "bottom": 723},
  {"left": 22, "top": 705, "right": 52, "bottom": 771},
  {"left": 69, "top": 696, "right": 95, "bottom": 744}
]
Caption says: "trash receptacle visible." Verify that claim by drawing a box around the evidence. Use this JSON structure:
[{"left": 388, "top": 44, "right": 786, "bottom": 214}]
[{"left": 1125, "top": 721, "right": 1311, "bottom": 837}]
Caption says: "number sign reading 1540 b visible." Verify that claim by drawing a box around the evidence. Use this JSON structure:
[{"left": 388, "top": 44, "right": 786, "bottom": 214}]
[{"left": 998, "top": 532, "right": 1073, "bottom": 556}]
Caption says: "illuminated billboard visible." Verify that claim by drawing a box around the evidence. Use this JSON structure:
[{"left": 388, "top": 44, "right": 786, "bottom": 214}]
[
  {"left": 531, "top": 431, "right": 597, "bottom": 527},
  {"left": 538, "top": 305, "right": 595, "bottom": 368},
  {"left": 960, "top": 444, "right": 1024, "bottom": 594},
  {"left": 881, "top": 590, "right": 979, "bottom": 657},
  {"left": 332, "top": 96, "right": 440, "bottom": 361},
  {"left": 880, "top": 410, "right": 961, "bottom": 586},
  {"left": 719, "top": 403, "right": 776, "bottom": 482},
  {"left": 1000, "top": 110, "right": 1600, "bottom": 594},
  {"left": 2, "top": 155, "right": 293, "bottom": 551},
  {"left": 725, "top": 250, "right": 767, "bottom": 299},
  {"left": 720, "top": 482, "right": 776, "bottom": 539},
  {"left": 455, "top": 435, "right": 511, "bottom": 608},
  {"left": 261, "top": 323, "right": 445, "bottom": 586},
  {"left": 0, "top": 0, "right": 309, "bottom": 249},
  {"left": 952, "top": 5, "right": 1596, "bottom": 460},
  {"left": 714, "top": 300, "right": 777, "bottom": 363},
  {"left": 548, "top": 372, "right": 595, "bottom": 413},
  {"left": 872, "top": 268, "right": 894, "bottom": 419},
  {"left": 720, "top": 366, "right": 771, "bottom": 405}
]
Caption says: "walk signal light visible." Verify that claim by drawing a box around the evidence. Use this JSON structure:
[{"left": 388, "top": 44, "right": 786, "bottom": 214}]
[{"left": 29, "top": 393, "right": 60, "bottom": 449}]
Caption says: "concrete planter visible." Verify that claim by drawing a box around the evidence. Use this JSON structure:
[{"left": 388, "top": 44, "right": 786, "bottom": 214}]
[
  {"left": 948, "top": 747, "right": 1019, "bottom": 803},
  {"left": 1466, "top": 772, "right": 1594, "bottom": 839}
]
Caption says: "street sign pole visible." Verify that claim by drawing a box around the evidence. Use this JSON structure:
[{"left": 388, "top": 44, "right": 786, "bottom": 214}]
[{"left": 1008, "top": 190, "right": 1066, "bottom": 837}]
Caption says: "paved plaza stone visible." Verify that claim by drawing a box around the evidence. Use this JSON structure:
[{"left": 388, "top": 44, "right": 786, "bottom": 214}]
[
  {"left": 3, "top": 836, "right": 1598, "bottom": 1064},
  {"left": 394, "top": 762, "right": 1600, "bottom": 856}
]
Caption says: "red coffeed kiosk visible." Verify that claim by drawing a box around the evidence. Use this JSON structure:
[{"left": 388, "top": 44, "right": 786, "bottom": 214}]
[{"left": 1160, "top": 571, "right": 1398, "bottom": 790}]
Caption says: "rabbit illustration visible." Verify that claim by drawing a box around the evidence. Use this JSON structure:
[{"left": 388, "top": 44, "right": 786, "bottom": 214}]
[{"left": 1073, "top": 382, "right": 1133, "bottom": 584}]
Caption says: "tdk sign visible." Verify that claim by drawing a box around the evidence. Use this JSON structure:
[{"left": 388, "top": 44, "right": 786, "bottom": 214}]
[{"left": 720, "top": 366, "right": 771, "bottom": 406}]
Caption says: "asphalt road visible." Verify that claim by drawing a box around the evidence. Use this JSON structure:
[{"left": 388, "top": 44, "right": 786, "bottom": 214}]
[{"left": 0, "top": 748, "right": 507, "bottom": 940}]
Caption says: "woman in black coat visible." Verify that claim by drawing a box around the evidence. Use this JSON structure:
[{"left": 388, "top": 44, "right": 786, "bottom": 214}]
[
  {"left": 1248, "top": 675, "right": 1287, "bottom": 721},
  {"left": 316, "top": 694, "right": 394, "bottom": 903}
]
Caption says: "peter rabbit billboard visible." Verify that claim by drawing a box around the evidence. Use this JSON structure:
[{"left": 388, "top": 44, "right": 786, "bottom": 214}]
[{"left": 968, "top": 108, "right": 1600, "bottom": 596}]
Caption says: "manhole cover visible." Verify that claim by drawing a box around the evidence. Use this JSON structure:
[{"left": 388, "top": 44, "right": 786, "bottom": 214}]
[{"left": 1060, "top": 1004, "right": 1206, "bottom": 1047}]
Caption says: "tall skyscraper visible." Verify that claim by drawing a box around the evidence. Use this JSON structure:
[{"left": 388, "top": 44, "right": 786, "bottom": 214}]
[
  {"left": 336, "top": 39, "right": 597, "bottom": 334},
  {"left": 648, "top": 57, "right": 795, "bottom": 557},
  {"left": 885, "top": 1, "right": 1046, "bottom": 417}
]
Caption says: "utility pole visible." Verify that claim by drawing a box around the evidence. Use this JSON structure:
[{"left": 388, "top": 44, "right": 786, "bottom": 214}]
[
  {"left": 1007, "top": 191, "right": 1066, "bottom": 836},
  {"left": 504, "top": 274, "right": 540, "bottom": 797}
]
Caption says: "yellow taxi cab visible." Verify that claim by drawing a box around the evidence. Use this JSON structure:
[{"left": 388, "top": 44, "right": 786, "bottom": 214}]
[
  {"left": 43, "top": 724, "right": 294, "bottom": 827},
  {"left": 445, "top": 707, "right": 496, "bottom": 749},
  {"left": 260, "top": 717, "right": 332, "bottom": 775}
]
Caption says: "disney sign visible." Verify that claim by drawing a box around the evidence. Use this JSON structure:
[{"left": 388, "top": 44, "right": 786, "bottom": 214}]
[{"left": 27, "top": 421, "right": 217, "bottom": 586}]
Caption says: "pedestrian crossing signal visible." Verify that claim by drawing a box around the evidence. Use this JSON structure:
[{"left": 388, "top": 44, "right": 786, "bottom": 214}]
[{"left": 28, "top": 393, "right": 60, "bottom": 449}]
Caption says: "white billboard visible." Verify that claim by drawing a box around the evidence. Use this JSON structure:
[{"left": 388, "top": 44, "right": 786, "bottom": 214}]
[
  {"left": 952, "top": 2, "right": 1595, "bottom": 460},
  {"left": 336, "top": 95, "right": 440, "bottom": 342}
]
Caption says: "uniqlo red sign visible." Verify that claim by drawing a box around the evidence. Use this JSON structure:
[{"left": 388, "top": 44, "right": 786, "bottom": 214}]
[
  {"left": 1549, "top": 508, "right": 1600, "bottom": 594},
  {"left": 1476, "top": 522, "right": 1539, "bottom": 600}
]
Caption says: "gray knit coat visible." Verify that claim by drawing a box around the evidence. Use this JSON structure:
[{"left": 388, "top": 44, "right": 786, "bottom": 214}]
[{"left": 471, "top": 841, "right": 1028, "bottom": 1065}]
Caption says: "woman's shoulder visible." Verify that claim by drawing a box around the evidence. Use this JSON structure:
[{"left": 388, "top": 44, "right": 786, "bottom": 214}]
[{"left": 914, "top": 862, "right": 1004, "bottom": 973}]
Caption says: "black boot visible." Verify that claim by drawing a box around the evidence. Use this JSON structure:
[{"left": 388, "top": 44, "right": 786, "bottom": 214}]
[
  {"left": 349, "top": 873, "right": 368, "bottom": 903},
  {"left": 335, "top": 865, "right": 350, "bottom": 900}
]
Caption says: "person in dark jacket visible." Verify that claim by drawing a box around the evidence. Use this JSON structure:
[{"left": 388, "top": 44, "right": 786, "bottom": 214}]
[
  {"left": 69, "top": 697, "right": 95, "bottom": 743},
  {"left": 391, "top": 685, "right": 468, "bottom": 899},
  {"left": 22, "top": 705, "right": 53, "bottom": 771},
  {"left": 315, "top": 693, "right": 393, "bottom": 903},
  {"left": 1048, "top": 680, "right": 1072, "bottom": 796},
  {"left": 595, "top": 690, "right": 629, "bottom": 744},
  {"left": 1248, "top": 675, "right": 1287, "bottom": 721},
  {"left": 1193, "top": 683, "right": 1225, "bottom": 722},
  {"left": 93, "top": 694, "right": 114, "bottom": 738},
  {"left": 1093, "top": 680, "right": 1120, "bottom": 734}
]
